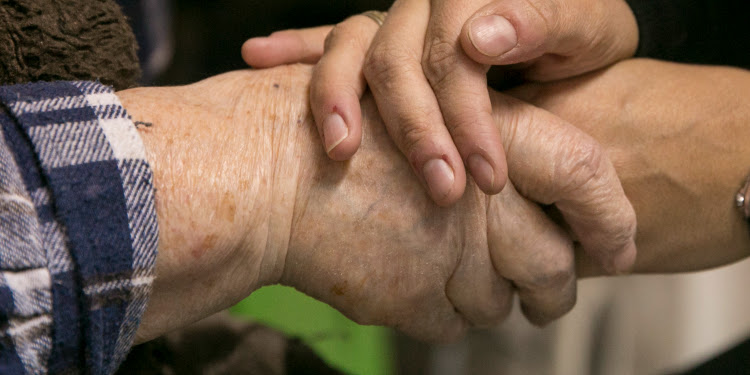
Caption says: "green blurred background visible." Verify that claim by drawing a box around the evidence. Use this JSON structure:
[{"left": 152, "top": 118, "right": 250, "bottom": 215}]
[{"left": 230, "top": 286, "right": 393, "bottom": 374}]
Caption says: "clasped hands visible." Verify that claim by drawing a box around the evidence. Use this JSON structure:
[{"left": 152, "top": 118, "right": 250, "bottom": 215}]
[
  {"left": 124, "top": 0, "right": 750, "bottom": 345},
  {"left": 236, "top": 0, "right": 638, "bottom": 338},
  {"left": 123, "top": 61, "right": 635, "bottom": 343}
]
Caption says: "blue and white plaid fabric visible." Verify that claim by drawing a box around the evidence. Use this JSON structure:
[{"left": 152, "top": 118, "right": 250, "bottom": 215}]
[{"left": 0, "top": 81, "right": 158, "bottom": 374}]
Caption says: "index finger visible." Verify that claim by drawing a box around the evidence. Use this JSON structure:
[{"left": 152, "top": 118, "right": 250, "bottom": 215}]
[
  {"left": 422, "top": 0, "right": 509, "bottom": 194},
  {"left": 363, "top": 0, "right": 467, "bottom": 205}
]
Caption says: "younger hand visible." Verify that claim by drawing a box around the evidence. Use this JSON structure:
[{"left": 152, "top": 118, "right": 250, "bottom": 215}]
[{"left": 242, "top": 0, "right": 639, "bottom": 206}]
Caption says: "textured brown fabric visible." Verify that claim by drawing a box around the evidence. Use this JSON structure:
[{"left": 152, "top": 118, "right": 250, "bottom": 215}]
[{"left": 0, "top": 0, "right": 140, "bottom": 90}]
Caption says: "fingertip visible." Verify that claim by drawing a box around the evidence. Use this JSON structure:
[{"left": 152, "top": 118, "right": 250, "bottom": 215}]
[
  {"left": 326, "top": 120, "right": 362, "bottom": 161},
  {"left": 495, "top": 169, "right": 508, "bottom": 193},
  {"left": 316, "top": 103, "right": 363, "bottom": 161},
  {"left": 422, "top": 157, "right": 466, "bottom": 206},
  {"left": 241, "top": 37, "right": 270, "bottom": 67},
  {"left": 520, "top": 304, "right": 552, "bottom": 327},
  {"left": 243, "top": 27, "right": 331, "bottom": 68},
  {"left": 467, "top": 153, "right": 507, "bottom": 195},
  {"left": 326, "top": 139, "right": 359, "bottom": 161}
]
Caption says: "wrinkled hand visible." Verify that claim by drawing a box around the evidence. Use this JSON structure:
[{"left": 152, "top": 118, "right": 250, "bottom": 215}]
[
  {"left": 242, "top": 0, "right": 638, "bottom": 206},
  {"left": 281, "top": 63, "right": 635, "bottom": 338},
  {"left": 242, "top": 10, "right": 637, "bottom": 280}
]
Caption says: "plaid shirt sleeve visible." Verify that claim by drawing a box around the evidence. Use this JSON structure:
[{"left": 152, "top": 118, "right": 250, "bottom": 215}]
[{"left": 0, "top": 81, "right": 158, "bottom": 374}]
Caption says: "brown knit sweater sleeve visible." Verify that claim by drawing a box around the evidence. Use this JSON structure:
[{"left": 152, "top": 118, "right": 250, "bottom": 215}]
[{"left": 0, "top": 0, "right": 141, "bottom": 90}]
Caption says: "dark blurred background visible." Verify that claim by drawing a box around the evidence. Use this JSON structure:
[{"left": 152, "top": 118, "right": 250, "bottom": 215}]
[{"left": 154, "top": 0, "right": 391, "bottom": 85}]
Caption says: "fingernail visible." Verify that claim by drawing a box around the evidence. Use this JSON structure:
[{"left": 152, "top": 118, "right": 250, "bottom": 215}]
[
  {"left": 323, "top": 113, "right": 348, "bottom": 153},
  {"left": 469, "top": 15, "right": 517, "bottom": 57},
  {"left": 467, "top": 154, "right": 495, "bottom": 190},
  {"left": 422, "top": 158, "right": 455, "bottom": 199}
]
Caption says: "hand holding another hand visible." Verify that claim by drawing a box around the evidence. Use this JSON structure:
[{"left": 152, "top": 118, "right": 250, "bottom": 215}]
[
  {"left": 290, "top": 59, "right": 750, "bottom": 340},
  {"left": 242, "top": 1, "right": 639, "bottom": 280},
  {"left": 243, "top": 0, "right": 638, "bottom": 206},
  {"left": 122, "top": 64, "right": 636, "bottom": 343}
]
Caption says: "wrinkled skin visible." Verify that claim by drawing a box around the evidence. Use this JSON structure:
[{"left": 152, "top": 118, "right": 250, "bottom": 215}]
[{"left": 287, "top": 92, "right": 514, "bottom": 341}]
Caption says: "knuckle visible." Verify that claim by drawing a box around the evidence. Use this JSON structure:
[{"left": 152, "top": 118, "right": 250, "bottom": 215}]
[
  {"left": 442, "top": 112, "right": 488, "bottom": 140},
  {"left": 526, "top": 0, "right": 561, "bottom": 40},
  {"left": 363, "top": 43, "right": 409, "bottom": 86},
  {"left": 398, "top": 117, "right": 437, "bottom": 157},
  {"left": 325, "top": 20, "right": 371, "bottom": 54},
  {"left": 529, "top": 266, "right": 573, "bottom": 292},
  {"left": 422, "top": 38, "right": 459, "bottom": 88},
  {"left": 623, "top": 208, "right": 637, "bottom": 238},
  {"left": 612, "top": 203, "right": 637, "bottom": 238},
  {"left": 557, "top": 138, "right": 607, "bottom": 193}
]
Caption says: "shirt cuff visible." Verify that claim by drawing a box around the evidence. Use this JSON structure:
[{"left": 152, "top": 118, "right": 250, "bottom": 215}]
[{"left": 0, "top": 80, "right": 158, "bottom": 374}]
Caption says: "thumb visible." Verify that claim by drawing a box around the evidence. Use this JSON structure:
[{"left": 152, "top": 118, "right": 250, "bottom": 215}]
[
  {"left": 460, "top": 0, "right": 564, "bottom": 65},
  {"left": 460, "top": 0, "right": 637, "bottom": 78}
]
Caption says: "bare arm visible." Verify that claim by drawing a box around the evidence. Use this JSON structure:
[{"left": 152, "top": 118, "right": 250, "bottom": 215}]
[
  {"left": 507, "top": 59, "right": 750, "bottom": 275},
  {"left": 118, "top": 68, "right": 312, "bottom": 343}
]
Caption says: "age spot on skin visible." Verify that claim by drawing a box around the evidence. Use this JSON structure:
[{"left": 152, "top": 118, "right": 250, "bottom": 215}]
[
  {"left": 331, "top": 281, "right": 348, "bottom": 296},
  {"left": 219, "top": 192, "right": 236, "bottom": 224},
  {"left": 193, "top": 234, "right": 217, "bottom": 259},
  {"left": 273, "top": 83, "right": 280, "bottom": 89}
]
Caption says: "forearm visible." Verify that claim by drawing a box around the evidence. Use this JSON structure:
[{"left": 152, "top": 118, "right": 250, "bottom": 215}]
[
  {"left": 599, "top": 62, "right": 750, "bottom": 272},
  {"left": 507, "top": 60, "right": 750, "bottom": 274},
  {"left": 119, "top": 67, "right": 315, "bottom": 343}
]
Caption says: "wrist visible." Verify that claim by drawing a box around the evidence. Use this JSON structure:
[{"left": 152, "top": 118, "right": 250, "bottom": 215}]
[{"left": 118, "top": 66, "right": 314, "bottom": 342}]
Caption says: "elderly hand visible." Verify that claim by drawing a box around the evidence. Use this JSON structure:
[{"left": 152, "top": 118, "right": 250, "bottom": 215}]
[
  {"left": 122, "top": 64, "right": 634, "bottom": 344},
  {"left": 242, "top": 0, "right": 638, "bottom": 206},
  {"left": 287, "top": 77, "right": 636, "bottom": 340}
]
